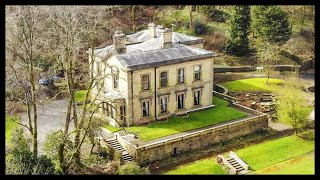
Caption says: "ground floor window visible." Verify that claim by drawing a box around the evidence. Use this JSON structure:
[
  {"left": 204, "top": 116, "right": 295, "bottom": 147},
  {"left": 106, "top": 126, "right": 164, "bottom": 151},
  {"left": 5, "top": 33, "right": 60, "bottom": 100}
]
[
  {"left": 194, "top": 90, "right": 201, "bottom": 106},
  {"left": 160, "top": 96, "right": 168, "bottom": 113},
  {"left": 142, "top": 101, "right": 150, "bottom": 117},
  {"left": 120, "top": 105, "right": 126, "bottom": 121},
  {"left": 177, "top": 94, "right": 184, "bottom": 109}
]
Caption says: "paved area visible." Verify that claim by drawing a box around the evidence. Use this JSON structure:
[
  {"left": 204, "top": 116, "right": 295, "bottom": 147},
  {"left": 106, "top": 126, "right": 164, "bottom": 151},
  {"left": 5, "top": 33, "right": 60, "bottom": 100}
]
[
  {"left": 20, "top": 100, "right": 73, "bottom": 153},
  {"left": 268, "top": 120, "right": 292, "bottom": 131}
]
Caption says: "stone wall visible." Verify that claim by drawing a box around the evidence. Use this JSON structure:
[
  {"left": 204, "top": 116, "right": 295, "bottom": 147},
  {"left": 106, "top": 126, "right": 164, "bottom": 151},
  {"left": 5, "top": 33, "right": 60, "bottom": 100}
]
[
  {"left": 126, "top": 114, "right": 268, "bottom": 165},
  {"left": 213, "top": 90, "right": 236, "bottom": 102},
  {"left": 230, "top": 103, "right": 265, "bottom": 116}
]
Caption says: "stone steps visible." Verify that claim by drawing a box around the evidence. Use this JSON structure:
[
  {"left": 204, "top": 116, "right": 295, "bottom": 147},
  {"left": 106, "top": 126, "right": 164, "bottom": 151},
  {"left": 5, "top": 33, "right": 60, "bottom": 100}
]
[
  {"left": 105, "top": 138, "right": 135, "bottom": 163},
  {"left": 226, "top": 157, "right": 245, "bottom": 172}
]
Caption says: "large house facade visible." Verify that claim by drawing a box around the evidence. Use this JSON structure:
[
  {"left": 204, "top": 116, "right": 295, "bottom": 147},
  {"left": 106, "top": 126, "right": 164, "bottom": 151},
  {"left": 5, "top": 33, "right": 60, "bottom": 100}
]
[{"left": 88, "top": 23, "right": 216, "bottom": 127}]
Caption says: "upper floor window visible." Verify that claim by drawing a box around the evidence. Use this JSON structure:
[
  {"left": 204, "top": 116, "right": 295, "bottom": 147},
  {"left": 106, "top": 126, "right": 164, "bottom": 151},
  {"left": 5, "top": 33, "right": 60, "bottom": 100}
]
[
  {"left": 95, "top": 61, "right": 100, "bottom": 75},
  {"left": 111, "top": 66, "right": 119, "bottom": 89},
  {"left": 194, "top": 65, "right": 201, "bottom": 81},
  {"left": 113, "top": 74, "right": 119, "bottom": 89},
  {"left": 141, "top": 74, "right": 150, "bottom": 90},
  {"left": 160, "top": 71, "right": 168, "bottom": 87},
  {"left": 142, "top": 101, "right": 150, "bottom": 117},
  {"left": 177, "top": 68, "right": 184, "bottom": 84}
]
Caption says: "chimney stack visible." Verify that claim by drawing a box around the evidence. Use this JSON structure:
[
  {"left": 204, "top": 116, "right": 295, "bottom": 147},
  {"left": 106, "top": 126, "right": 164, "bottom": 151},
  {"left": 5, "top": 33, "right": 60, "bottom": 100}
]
[
  {"left": 160, "top": 28, "right": 172, "bottom": 49},
  {"left": 148, "top": 22, "right": 156, "bottom": 39},
  {"left": 113, "top": 28, "right": 126, "bottom": 54}
]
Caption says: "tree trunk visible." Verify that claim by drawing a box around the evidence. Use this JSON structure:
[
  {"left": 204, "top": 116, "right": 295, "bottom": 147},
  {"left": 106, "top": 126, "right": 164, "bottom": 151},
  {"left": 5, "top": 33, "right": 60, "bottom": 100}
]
[
  {"left": 189, "top": 7, "right": 193, "bottom": 31},
  {"left": 29, "top": 62, "right": 38, "bottom": 158},
  {"left": 132, "top": 5, "right": 137, "bottom": 32}
]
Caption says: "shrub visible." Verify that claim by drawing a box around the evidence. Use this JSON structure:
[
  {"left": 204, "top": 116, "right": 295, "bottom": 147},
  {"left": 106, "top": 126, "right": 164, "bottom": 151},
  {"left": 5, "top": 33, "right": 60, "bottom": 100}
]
[
  {"left": 43, "top": 131, "right": 74, "bottom": 172},
  {"left": 193, "top": 21, "right": 207, "bottom": 35},
  {"left": 6, "top": 128, "right": 55, "bottom": 175},
  {"left": 117, "top": 162, "right": 150, "bottom": 175}
]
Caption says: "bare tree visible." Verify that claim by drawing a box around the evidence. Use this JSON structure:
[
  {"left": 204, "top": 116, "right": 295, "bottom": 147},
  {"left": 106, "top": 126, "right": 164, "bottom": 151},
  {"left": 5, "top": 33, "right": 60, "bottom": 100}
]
[
  {"left": 254, "top": 40, "right": 281, "bottom": 84},
  {"left": 6, "top": 6, "right": 49, "bottom": 158},
  {"left": 47, "top": 6, "right": 116, "bottom": 173}
]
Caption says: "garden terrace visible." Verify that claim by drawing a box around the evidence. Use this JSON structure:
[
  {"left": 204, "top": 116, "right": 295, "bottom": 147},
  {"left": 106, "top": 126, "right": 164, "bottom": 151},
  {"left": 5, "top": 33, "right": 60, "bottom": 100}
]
[{"left": 105, "top": 96, "right": 248, "bottom": 142}]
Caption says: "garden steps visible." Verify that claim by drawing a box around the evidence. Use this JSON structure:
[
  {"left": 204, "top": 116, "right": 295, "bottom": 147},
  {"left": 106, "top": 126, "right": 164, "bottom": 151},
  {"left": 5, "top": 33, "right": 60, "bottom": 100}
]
[
  {"left": 217, "top": 151, "right": 250, "bottom": 175},
  {"left": 105, "top": 138, "right": 135, "bottom": 163}
]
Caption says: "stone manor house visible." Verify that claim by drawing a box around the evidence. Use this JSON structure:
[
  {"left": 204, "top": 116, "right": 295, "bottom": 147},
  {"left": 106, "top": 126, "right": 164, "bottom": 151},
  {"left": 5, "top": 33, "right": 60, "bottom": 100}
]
[{"left": 88, "top": 23, "right": 216, "bottom": 127}]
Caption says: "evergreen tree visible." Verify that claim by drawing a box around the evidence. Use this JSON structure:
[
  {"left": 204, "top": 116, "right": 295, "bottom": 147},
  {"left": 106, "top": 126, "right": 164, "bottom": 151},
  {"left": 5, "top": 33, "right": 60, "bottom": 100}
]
[
  {"left": 251, "top": 5, "right": 292, "bottom": 44},
  {"left": 223, "top": 6, "right": 251, "bottom": 56}
]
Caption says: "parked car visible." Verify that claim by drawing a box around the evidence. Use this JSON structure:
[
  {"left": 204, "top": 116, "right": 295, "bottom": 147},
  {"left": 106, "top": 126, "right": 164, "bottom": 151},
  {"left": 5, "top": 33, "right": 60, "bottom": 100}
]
[{"left": 38, "top": 78, "right": 53, "bottom": 86}]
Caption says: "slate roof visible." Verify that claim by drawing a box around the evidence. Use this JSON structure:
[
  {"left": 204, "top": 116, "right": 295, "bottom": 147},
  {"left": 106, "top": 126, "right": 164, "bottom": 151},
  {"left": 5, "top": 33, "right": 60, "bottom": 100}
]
[
  {"left": 116, "top": 44, "right": 216, "bottom": 71},
  {"left": 92, "top": 26, "right": 215, "bottom": 71}
]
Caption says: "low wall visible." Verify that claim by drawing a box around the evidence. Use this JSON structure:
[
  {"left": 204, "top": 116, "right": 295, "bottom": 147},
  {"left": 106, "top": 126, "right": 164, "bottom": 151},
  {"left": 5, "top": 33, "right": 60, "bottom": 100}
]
[
  {"left": 214, "top": 66, "right": 253, "bottom": 73},
  {"left": 213, "top": 90, "right": 236, "bottom": 102},
  {"left": 214, "top": 65, "right": 302, "bottom": 73},
  {"left": 133, "top": 114, "right": 268, "bottom": 165},
  {"left": 213, "top": 84, "right": 229, "bottom": 94},
  {"left": 230, "top": 103, "right": 265, "bottom": 116},
  {"left": 117, "top": 134, "right": 138, "bottom": 159}
]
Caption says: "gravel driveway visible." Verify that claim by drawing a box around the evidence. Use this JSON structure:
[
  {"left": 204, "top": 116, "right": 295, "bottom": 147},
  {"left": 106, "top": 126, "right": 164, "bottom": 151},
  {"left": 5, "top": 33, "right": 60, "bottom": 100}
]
[{"left": 20, "top": 100, "right": 74, "bottom": 153}]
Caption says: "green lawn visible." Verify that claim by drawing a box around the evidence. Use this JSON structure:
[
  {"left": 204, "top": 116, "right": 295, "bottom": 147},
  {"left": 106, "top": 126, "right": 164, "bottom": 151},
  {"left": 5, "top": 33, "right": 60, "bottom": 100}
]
[
  {"left": 127, "top": 97, "right": 247, "bottom": 142},
  {"left": 235, "top": 135, "right": 314, "bottom": 171},
  {"left": 75, "top": 90, "right": 88, "bottom": 102},
  {"left": 104, "top": 125, "right": 121, "bottom": 132},
  {"left": 165, "top": 158, "right": 226, "bottom": 175},
  {"left": 252, "top": 152, "right": 314, "bottom": 175},
  {"left": 163, "top": 134, "right": 314, "bottom": 175},
  {"left": 222, "top": 78, "right": 284, "bottom": 92},
  {"left": 6, "top": 115, "right": 19, "bottom": 143}
]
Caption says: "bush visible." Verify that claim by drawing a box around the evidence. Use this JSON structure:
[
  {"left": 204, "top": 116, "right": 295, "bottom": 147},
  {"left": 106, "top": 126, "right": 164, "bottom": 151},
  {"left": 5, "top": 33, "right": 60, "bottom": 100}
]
[
  {"left": 43, "top": 131, "right": 74, "bottom": 172},
  {"left": 6, "top": 128, "right": 55, "bottom": 175},
  {"left": 193, "top": 21, "right": 207, "bottom": 35},
  {"left": 117, "top": 162, "right": 150, "bottom": 175}
]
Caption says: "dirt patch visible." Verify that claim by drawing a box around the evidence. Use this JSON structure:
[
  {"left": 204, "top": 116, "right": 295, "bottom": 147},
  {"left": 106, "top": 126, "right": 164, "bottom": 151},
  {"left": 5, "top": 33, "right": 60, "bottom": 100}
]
[{"left": 5, "top": 100, "right": 26, "bottom": 115}]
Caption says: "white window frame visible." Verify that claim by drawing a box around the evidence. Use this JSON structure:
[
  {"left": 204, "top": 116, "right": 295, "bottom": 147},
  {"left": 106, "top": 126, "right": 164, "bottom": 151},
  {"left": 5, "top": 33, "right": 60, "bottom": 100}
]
[
  {"left": 113, "top": 74, "right": 119, "bottom": 89},
  {"left": 177, "top": 68, "right": 185, "bottom": 84},
  {"left": 177, "top": 93, "right": 185, "bottom": 109},
  {"left": 141, "top": 74, "right": 150, "bottom": 90},
  {"left": 194, "top": 65, "right": 201, "bottom": 81},
  {"left": 160, "top": 71, "right": 168, "bottom": 87},
  {"left": 194, "top": 90, "right": 201, "bottom": 106},
  {"left": 142, "top": 100, "right": 150, "bottom": 117},
  {"left": 160, "top": 96, "right": 168, "bottom": 113}
]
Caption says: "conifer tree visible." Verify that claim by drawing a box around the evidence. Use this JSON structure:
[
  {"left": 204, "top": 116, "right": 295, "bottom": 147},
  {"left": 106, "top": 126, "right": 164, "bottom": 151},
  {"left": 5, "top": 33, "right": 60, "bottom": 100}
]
[
  {"left": 223, "top": 6, "right": 251, "bottom": 56},
  {"left": 251, "top": 5, "right": 292, "bottom": 44}
]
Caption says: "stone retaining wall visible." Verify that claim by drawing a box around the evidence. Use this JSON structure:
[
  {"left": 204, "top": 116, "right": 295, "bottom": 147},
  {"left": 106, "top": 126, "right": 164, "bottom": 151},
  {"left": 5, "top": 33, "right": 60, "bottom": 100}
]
[
  {"left": 213, "top": 90, "right": 236, "bottom": 102},
  {"left": 127, "top": 114, "right": 268, "bottom": 165}
]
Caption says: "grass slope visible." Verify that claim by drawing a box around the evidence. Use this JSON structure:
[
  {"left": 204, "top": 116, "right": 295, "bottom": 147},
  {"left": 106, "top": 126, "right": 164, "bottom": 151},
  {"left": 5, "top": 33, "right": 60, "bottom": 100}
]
[
  {"left": 164, "top": 134, "right": 314, "bottom": 175},
  {"left": 252, "top": 152, "right": 314, "bottom": 175},
  {"left": 222, "top": 78, "right": 283, "bottom": 92},
  {"left": 75, "top": 90, "right": 88, "bottom": 102},
  {"left": 164, "top": 158, "right": 226, "bottom": 175},
  {"left": 127, "top": 97, "right": 247, "bottom": 142},
  {"left": 6, "top": 115, "right": 19, "bottom": 143},
  {"left": 236, "top": 135, "right": 314, "bottom": 171}
]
